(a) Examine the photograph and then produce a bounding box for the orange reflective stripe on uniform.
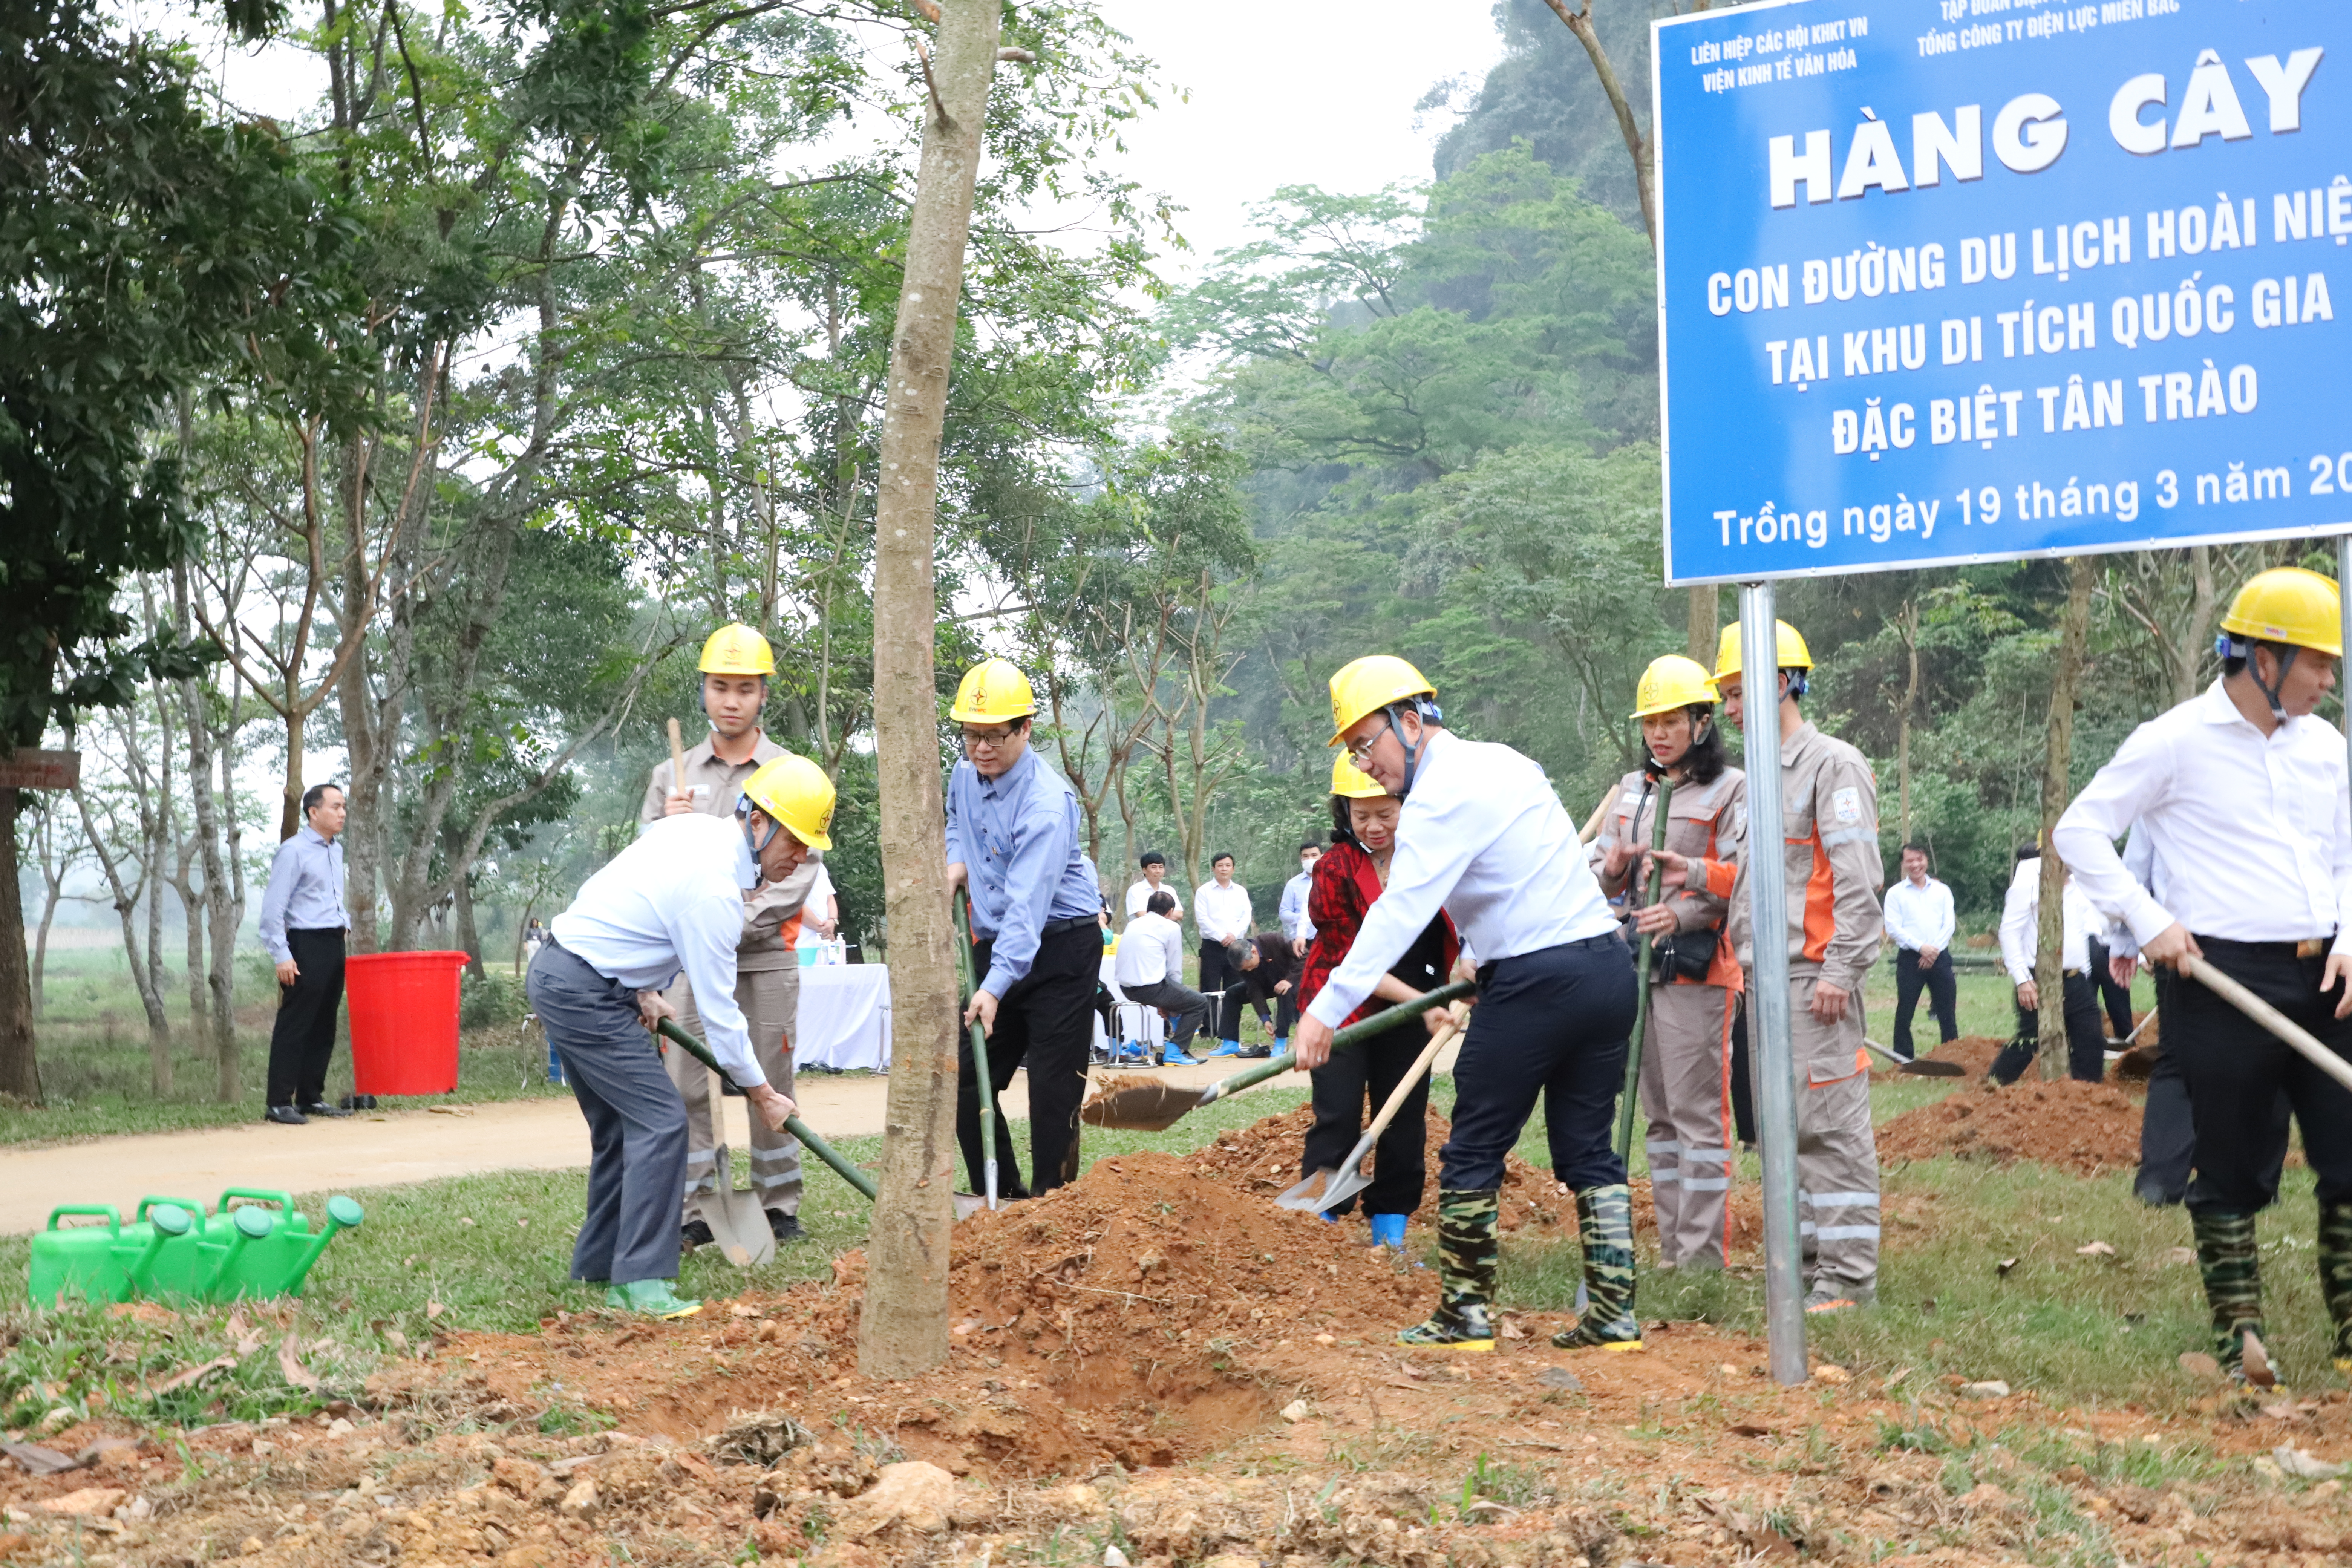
[1800,826,1837,964]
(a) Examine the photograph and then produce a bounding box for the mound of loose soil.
[1878,1077,2144,1175]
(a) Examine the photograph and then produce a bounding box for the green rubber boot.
[2191,1208,2263,1381]
[1398,1189,1498,1352]
[2319,1201,2352,1377]
[1553,1184,1643,1351]
[606,1279,703,1320]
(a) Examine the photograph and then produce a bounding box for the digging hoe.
[1862,1037,1966,1077]
[1080,981,1476,1133]
[1277,1012,1464,1213]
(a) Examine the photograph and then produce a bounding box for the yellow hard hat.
[739,753,835,851]
[949,658,1037,723]
[1328,654,1436,745]
[699,623,776,676]
[1711,620,1813,683]
[2220,567,2343,657]
[1329,751,1389,799]
[1631,654,1717,719]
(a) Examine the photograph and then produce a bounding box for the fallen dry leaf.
[149,1356,237,1396]
[277,1336,320,1392]
[2076,1241,2117,1257]
[0,1442,77,1476]
[2178,1351,2222,1380]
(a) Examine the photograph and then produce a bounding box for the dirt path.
[0,1055,1319,1235]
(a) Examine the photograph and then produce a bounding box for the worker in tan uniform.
[1592,655,1746,1271]
[1693,620,1885,1311]
[638,623,820,1246]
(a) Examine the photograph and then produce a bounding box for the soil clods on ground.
[1878,1076,2145,1175]
[10,1106,2352,1566]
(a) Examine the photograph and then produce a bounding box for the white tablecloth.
[796,965,892,1072]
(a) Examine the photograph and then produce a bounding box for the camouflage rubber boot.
[2319,1202,2352,1375]
[2190,1208,2263,1380]
[1552,1185,1643,1351]
[1397,1188,1499,1352]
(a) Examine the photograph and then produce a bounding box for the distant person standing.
[1194,853,1255,1055]
[258,783,353,1125]
[1275,841,1321,1049]
[1124,850,1183,926]
[1883,843,1959,1061]
[1992,845,2108,1084]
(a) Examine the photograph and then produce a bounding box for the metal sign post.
[1738,586,1808,1385]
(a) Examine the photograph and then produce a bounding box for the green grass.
[0,1081,1311,1436]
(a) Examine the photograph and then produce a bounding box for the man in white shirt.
[1194,853,1255,1053]
[1297,655,1635,1353]
[1990,845,2109,1083]
[529,754,829,1319]
[1113,890,1207,1060]
[1124,850,1183,926]
[1882,843,1958,1060]
[1274,843,1320,1051]
[2053,566,2352,1385]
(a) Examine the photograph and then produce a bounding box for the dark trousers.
[1196,940,1234,1040]
[2135,963,2294,1205]
[1274,984,1299,1041]
[1121,977,1208,1050]
[958,922,1099,1200]
[1890,947,1958,1057]
[1729,996,1756,1145]
[1441,935,1637,1193]
[525,944,688,1286]
[2087,937,2136,1039]
[1303,1018,1432,1218]
[1991,972,2106,1084]
[2173,937,2352,1214]
[267,928,346,1107]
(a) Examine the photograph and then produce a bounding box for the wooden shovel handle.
[1361,1015,1462,1144]
[666,717,688,805]
[2184,954,2352,1095]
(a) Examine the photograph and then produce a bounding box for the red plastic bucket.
[345,951,468,1095]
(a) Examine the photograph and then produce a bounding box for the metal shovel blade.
[1079,1079,1207,1132]
[1863,1037,1965,1077]
[1278,1133,1376,1213]
[952,1193,986,1221]
[694,1152,776,1269]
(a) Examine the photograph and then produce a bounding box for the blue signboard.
[1654,0,2350,583]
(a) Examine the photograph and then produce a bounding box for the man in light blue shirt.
[530,755,830,1318]
[944,658,1101,1199]
[257,783,354,1124]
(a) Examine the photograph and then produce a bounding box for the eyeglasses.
[963,726,1017,747]
[1343,724,1388,764]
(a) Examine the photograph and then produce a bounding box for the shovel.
[658,1018,879,1204]
[952,891,1002,1210]
[2184,955,2352,1095]
[1277,1013,1464,1212]
[1862,1036,1967,1077]
[1080,980,1475,1132]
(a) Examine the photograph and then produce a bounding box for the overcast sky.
[1087,0,1503,277]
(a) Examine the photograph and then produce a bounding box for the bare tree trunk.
[1687,582,1717,667]
[856,0,1003,1382]
[2036,556,2095,1078]
[0,788,41,1102]
[1897,599,1921,843]
[454,871,485,982]
[72,783,174,1089]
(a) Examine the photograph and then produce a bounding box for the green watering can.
[28,1190,364,1308]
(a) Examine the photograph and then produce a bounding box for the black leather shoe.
[301,1102,353,1119]
[681,1218,716,1250]
[264,1105,308,1125]
[767,1211,804,1243]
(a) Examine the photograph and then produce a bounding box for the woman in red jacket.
[1297,753,1460,1248]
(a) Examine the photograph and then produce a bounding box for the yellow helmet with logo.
[949,658,1037,723]
[1329,751,1389,799]
[739,753,835,851]
[1631,654,1718,719]
[2220,567,2343,656]
[699,623,776,677]
[1327,654,1436,745]
[1710,619,1814,683]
